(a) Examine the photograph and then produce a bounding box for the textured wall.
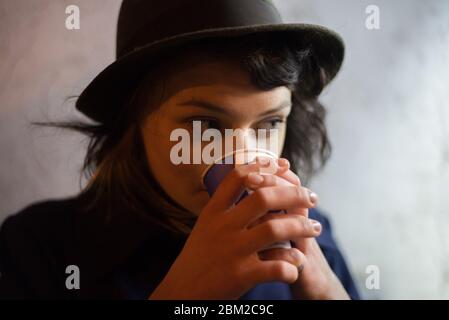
[0,0,448,299]
[277,0,449,299]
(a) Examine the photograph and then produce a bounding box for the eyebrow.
[177,99,292,117]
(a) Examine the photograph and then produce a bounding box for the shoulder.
[0,196,80,298]
[0,197,78,247]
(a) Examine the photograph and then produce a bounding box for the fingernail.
[308,190,318,206]
[277,158,290,168]
[247,172,264,185]
[311,219,322,233]
[257,156,270,167]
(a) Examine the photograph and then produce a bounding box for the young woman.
[0,0,359,299]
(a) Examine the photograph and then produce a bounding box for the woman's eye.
[202,120,220,130]
[188,118,220,130]
[257,118,285,130]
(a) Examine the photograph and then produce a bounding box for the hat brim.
[76,23,345,124]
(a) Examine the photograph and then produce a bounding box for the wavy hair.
[34,33,333,235]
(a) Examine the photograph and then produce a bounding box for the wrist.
[290,272,350,300]
[314,273,350,300]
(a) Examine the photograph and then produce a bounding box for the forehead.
[165,56,252,92]
[159,55,291,107]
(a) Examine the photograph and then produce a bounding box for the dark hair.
[34,32,332,235]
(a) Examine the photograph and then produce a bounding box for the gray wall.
[1,0,448,299]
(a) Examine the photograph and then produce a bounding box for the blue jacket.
[0,193,360,299]
[239,208,360,300]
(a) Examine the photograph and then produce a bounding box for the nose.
[221,127,277,165]
[222,127,257,156]
[230,126,279,154]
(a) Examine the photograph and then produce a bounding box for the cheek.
[141,117,207,198]
[141,112,180,171]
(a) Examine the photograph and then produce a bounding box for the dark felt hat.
[76,0,345,124]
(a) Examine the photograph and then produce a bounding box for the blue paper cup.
[202,149,292,251]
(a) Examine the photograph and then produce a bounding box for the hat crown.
[116,0,283,58]
[76,0,344,124]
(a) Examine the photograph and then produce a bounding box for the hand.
[149,158,318,299]
[247,158,350,300]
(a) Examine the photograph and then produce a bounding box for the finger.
[204,162,262,213]
[244,215,322,253]
[243,176,317,219]
[239,157,288,191]
[255,156,279,176]
[232,185,317,228]
[274,159,321,219]
[258,247,306,268]
[245,177,318,212]
[286,187,318,218]
[286,206,309,218]
[244,167,316,221]
[252,164,317,216]
[248,211,308,228]
[250,260,299,285]
[275,158,302,186]
[243,172,291,190]
[250,157,301,187]
[278,170,301,186]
